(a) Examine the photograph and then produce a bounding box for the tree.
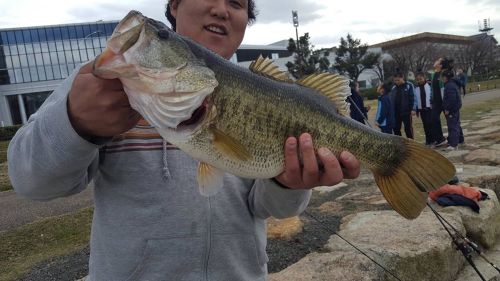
[334,34,380,82]
[286,33,331,79]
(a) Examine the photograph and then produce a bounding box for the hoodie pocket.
[125,237,204,281]
[208,233,269,280]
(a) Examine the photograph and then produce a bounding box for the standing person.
[7,1,361,280]
[374,83,394,134]
[414,71,433,146]
[457,68,468,97]
[430,58,449,148]
[390,72,417,139]
[349,81,369,124]
[441,69,464,150]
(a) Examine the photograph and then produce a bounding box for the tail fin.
[372,139,456,219]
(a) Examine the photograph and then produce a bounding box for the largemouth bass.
[93,11,455,219]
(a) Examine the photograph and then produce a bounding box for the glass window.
[82,25,91,38]
[17,44,26,55]
[79,49,88,61]
[40,41,49,53]
[30,29,39,42]
[61,26,70,40]
[37,66,46,80]
[42,52,51,66]
[56,41,64,51]
[6,94,22,125]
[9,45,18,56]
[68,26,77,40]
[53,27,62,41]
[27,53,36,67]
[48,41,56,52]
[65,50,74,63]
[0,32,8,44]
[29,67,39,81]
[63,40,71,50]
[60,65,68,78]
[52,65,61,79]
[22,68,31,82]
[6,32,16,45]
[72,50,81,63]
[76,26,84,38]
[57,51,66,64]
[45,28,55,41]
[15,31,24,44]
[44,65,54,80]
[87,48,95,59]
[37,29,46,42]
[34,53,43,66]
[5,56,13,68]
[22,30,31,44]
[25,43,34,54]
[10,55,20,68]
[19,54,28,67]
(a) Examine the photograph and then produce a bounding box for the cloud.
[253,0,326,24]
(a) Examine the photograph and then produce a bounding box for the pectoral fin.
[209,127,252,162]
[197,162,224,196]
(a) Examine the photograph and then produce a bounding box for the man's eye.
[229,0,243,8]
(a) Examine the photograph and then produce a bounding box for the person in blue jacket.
[390,72,417,139]
[441,69,464,150]
[374,83,394,134]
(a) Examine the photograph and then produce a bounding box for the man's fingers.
[282,137,301,180]
[339,151,360,179]
[317,148,343,186]
[299,133,319,186]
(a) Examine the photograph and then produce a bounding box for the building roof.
[370,32,473,49]
[0,20,120,32]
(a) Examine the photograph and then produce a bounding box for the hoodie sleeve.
[7,65,101,201]
[247,179,311,219]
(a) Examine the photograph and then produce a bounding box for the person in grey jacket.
[7,0,361,280]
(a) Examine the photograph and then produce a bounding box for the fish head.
[93,10,218,130]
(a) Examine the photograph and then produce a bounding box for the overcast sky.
[1,0,498,48]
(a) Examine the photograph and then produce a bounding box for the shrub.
[360,87,378,100]
[0,125,22,141]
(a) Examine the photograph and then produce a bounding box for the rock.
[268,251,382,281]
[445,150,470,162]
[489,144,500,150]
[429,189,500,248]
[464,149,500,165]
[267,216,303,240]
[325,211,466,281]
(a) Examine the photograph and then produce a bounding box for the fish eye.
[157,29,170,40]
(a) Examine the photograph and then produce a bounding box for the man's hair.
[441,69,455,79]
[165,0,257,31]
[440,58,454,71]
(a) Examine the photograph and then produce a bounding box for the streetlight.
[292,10,302,76]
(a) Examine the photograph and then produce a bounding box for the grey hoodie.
[7,66,311,281]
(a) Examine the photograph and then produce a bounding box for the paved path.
[0,185,93,233]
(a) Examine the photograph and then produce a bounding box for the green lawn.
[0,208,93,281]
[0,141,12,191]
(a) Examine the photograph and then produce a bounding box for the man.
[456,68,468,97]
[430,58,449,148]
[390,72,417,139]
[414,72,433,145]
[8,0,361,280]
[349,81,369,124]
[442,69,464,150]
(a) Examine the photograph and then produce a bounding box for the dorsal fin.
[249,55,293,83]
[296,73,351,117]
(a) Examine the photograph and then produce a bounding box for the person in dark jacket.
[414,72,433,145]
[349,81,369,124]
[390,72,416,138]
[442,69,464,150]
[375,84,394,134]
[430,58,449,147]
[457,68,468,97]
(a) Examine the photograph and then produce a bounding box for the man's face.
[170,0,249,59]
[394,77,404,86]
[434,58,443,71]
[416,76,426,85]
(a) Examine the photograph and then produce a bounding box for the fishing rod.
[427,203,494,280]
[304,210,403,281]
[347,95,373,128]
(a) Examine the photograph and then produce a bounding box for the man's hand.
[67,61,141,138]
[274,133,360,189]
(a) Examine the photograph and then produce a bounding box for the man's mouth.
[205,25,227,35]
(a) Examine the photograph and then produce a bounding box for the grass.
[467,79,500,93]
[0,208,93,281]
[0,141,12,191]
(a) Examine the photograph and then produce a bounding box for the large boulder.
[326,211,466,281]
[464,149,500,165]
[429,188,500,248]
